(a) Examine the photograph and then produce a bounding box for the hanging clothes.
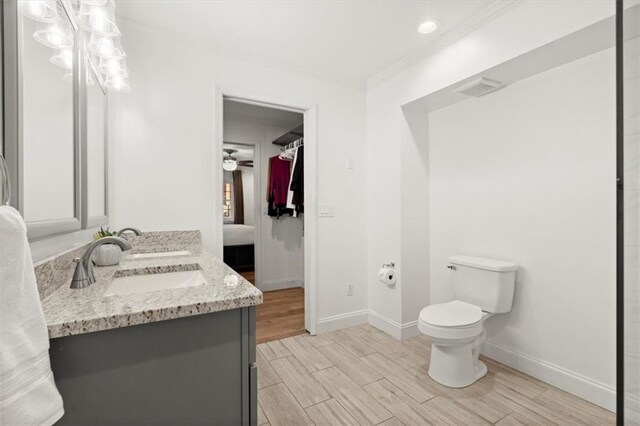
[286,147,299,212]
[289,145,304,215]
[267,156,294,218]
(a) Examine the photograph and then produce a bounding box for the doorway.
[217,93,315,343]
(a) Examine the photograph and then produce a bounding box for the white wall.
[624,29,640,421]
[108,19,368,324]
[224,116,304,289]
[400,106,429,327]
[366,0,616,409]
[429,47,615,405]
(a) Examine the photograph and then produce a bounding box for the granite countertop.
[42,250,263,339]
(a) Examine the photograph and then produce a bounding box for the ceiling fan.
[223,149,253,171]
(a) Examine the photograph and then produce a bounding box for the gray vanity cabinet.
[49,307,257,425]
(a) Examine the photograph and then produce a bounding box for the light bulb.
[105,74,131,93]
[22,0,58,23]
[97,57,128,77]
[50,48,73,69]
[33,22,73,49]
[88,34,125,59]
[78,0,119,37]
[91,9,109,33]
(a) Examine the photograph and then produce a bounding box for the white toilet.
[418,255,517,388]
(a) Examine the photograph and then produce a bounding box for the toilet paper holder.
[382,262,395,269]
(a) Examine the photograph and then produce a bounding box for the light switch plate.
[347,157,354,170]
[319,204,336,217]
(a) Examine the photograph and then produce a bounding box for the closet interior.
[221,99,306,344]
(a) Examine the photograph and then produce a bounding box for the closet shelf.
[272,124,304,146]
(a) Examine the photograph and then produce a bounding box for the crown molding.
[366,0,525,91]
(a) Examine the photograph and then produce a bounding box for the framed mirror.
[17,0,80,239]
[84,56,108,227]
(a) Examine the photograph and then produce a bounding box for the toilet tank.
[449,255,518,313]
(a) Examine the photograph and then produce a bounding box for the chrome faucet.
[117,227,142,236]
[70,237,132,289]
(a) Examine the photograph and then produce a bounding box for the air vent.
[455,78,503,97]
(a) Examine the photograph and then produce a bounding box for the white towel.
[0,205,64,426]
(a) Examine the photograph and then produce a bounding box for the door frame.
[213,85,318,335]
[615,0,624,423]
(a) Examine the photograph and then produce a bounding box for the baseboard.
[260,278,304,292]
[368,311,402,339]
[482,340,616,412]
[400,320,421,339]
[368,311,419,340]
[316,309,417,337]
[316,310,369,333]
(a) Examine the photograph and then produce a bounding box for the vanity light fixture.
[104,74,131,93]
[22,0,59,23]
[418,20,438,34]
[78,0,120,37]
[97,57,128,78]
[33,21,73,49]
[50,48,73,69]
[88,34,125,59]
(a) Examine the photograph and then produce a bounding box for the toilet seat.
[420,300,482,327]
[418,301,484,340]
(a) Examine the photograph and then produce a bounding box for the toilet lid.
[420,300,483,328]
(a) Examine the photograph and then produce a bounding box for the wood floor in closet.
[256,286,306,345]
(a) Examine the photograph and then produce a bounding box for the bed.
[223,224,255,272]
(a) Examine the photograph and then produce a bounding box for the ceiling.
[224,100,303,129]
[116,1,495,85]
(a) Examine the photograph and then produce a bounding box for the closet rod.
[282,138,304,152]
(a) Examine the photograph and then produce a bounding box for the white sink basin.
[126,250,192,260]
[105,269,207,296]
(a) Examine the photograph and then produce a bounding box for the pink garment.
[269,156,292,206]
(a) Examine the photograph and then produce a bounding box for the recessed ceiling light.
[418,21,438,34]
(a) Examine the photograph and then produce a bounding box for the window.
[223,182,232,218]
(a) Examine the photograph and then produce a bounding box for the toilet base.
[427,336,487,388]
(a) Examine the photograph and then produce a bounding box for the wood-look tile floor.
[257,287,306,344]
[257,324,615,426]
